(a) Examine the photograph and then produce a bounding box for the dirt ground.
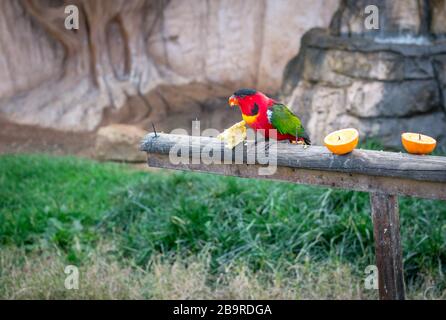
[0,104,241,158]
[0,117,97,157]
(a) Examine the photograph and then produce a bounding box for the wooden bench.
[141,132,446,300]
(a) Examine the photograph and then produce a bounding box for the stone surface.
[283,2,446,149]
[0,0,338,132]
[330,0,431,38]
[345,80,440,117]
[3,0,446,152]
[95,124,147,162]
[431,0,446,36]
[433,54,446,113]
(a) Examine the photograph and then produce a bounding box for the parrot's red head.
[228,89,275,126]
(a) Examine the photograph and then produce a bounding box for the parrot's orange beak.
[228,95,239,107]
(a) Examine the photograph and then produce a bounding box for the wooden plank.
[141,133,446,183]
[147,153,446,200]
[140,133,443,301]
[370,193,405,300]
[141,133,446,200]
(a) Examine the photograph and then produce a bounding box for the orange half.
[401,132,436,155]
[324,128,359,155]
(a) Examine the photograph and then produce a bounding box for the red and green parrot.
[228,88,311,145]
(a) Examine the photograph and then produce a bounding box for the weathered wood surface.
[141,132,446,300]
[371,194,405,300]
[141,133,446,200]
[147,154,446,200]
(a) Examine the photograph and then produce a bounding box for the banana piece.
[217,120,247,149]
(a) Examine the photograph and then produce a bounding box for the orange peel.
[324,128,359,155]
[401,132,436,155]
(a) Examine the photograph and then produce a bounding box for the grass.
[0,153,445,299]
[0,246,374,299]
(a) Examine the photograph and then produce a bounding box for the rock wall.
[0,0,338,132]
[283,0,446,148]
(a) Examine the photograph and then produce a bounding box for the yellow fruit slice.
[401,132,436,155]
[217,120,247,149]
[324,128,359,155]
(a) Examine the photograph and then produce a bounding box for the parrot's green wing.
[268,104,311,144]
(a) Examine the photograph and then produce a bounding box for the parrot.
[228,88,311,145]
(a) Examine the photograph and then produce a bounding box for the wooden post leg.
[370,193,405,300]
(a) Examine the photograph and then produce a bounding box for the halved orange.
[324,128,359,155]
[401,132,436,155]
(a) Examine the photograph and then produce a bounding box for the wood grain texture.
[140,134,444,300]
[370,193,405,300]
[147,153,446,200]
[141,133,446,194]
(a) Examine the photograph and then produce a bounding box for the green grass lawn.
[0,154,445,299]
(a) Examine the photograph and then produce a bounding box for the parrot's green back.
[268,104,310,143]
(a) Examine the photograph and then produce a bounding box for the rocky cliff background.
[283,0,446,148]
[0,0,336,134]
[1,0,445,152]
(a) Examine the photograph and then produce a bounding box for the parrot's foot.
[292,140,309,149]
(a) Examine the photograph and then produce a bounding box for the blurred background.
[0,0,445,299]
[1,0,445,158]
